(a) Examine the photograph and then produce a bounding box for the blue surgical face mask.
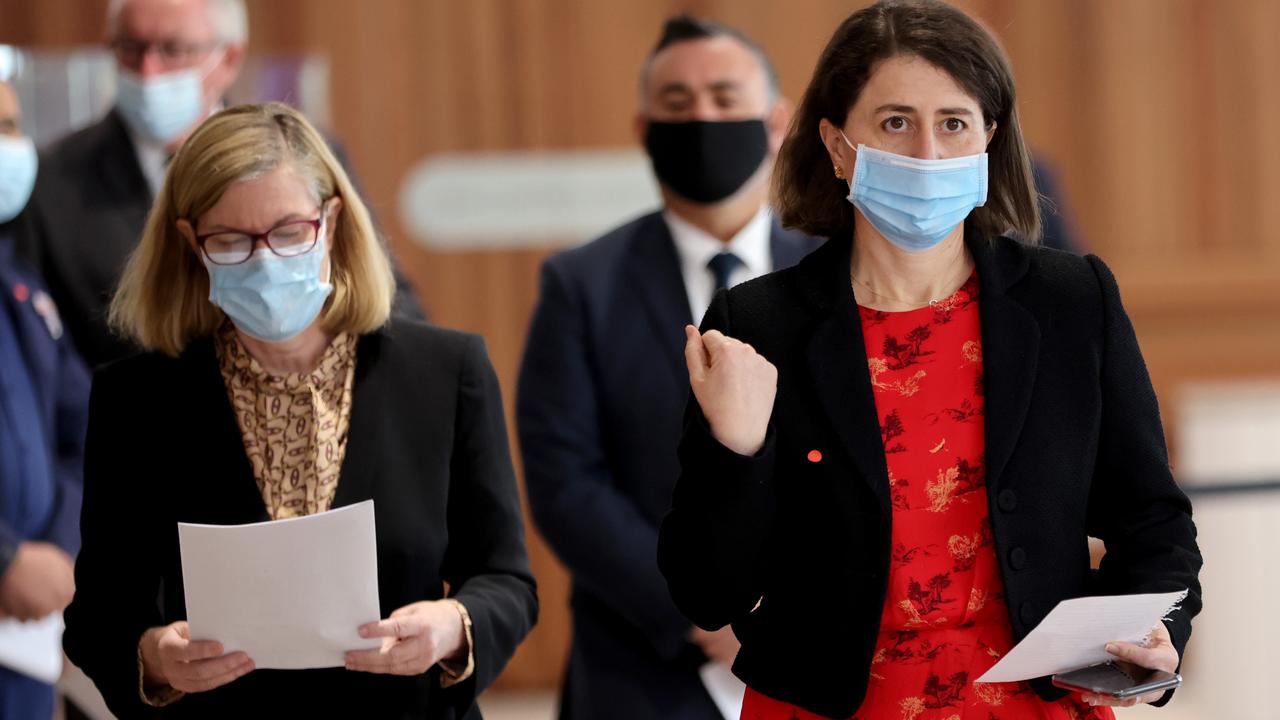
[204,229,333,343]
[841,131,988,253]
[0,135,36,224]
[115,51,223,145]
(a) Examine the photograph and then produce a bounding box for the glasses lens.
[158,41,192,63]
[111,40,144,64]
[267,222,319,257]
[203,233,253,265]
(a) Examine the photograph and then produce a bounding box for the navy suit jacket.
[0,227,89,568]
[516,211,819,720]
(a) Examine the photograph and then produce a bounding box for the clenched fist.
[684,325,777,456]
[0,541,75,620]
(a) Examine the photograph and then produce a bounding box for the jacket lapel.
[801,237,894,519]
[969,237,1039,491]
[796,234,1040,518]
[184,338,268,523]
[332,329,384,508]
[96,110,154,208]
[627,214,693,384]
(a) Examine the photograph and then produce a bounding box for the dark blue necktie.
[707,252,743,291]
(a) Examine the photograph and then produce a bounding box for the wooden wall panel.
[4,0,1278,691]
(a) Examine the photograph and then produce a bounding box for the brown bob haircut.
[773,0,1040,243]
[110,102,395,356]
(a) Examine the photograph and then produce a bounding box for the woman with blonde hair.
[63,102,537,718]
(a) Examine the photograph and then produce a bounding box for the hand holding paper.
[139,621,254,693]
[1081,620,1181,708]
[345,600,466,676]
[976,591,1187,685]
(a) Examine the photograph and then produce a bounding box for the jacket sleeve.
[438,335,538,713]
[1084,255,1203,705]
[62,366,165,719]
[41,330,91,554]
[516,259,696,659]
[657,289,778,632]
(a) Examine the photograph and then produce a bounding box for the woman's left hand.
[345,600,466,676]
[1079,621,1180,708]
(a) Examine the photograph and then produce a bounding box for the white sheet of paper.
[976,590,1187,683]
[178,500,382,669]
[700,662,746,720]
[0,612,63,683]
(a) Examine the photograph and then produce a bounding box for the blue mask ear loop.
[836,128,859,181]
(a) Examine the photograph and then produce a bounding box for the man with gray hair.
[17,0,422,368]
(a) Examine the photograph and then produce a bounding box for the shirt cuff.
[137,637,184,707]
[438,598,475,687]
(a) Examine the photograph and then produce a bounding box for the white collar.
[664,205,773,280]
[123,102,224,196]
[124,121,168,197]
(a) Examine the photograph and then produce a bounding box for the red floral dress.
[741,275,1111,720]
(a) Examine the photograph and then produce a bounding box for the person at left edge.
[517,15,819,720]
[15,0,425,370]
[0,74,90,720]
[61,102,537,719]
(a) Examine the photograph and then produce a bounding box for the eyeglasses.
[110,38,221,70]
[196,212,325,266]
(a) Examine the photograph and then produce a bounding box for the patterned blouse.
[216,323,356,520]
[741,275,1111,720]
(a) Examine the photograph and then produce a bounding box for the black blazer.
[15,109,426,369]
[63,320,538,719]
[516,212,819,720]
[657,234,1202,719]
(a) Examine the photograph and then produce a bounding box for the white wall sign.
[398,149,661,249]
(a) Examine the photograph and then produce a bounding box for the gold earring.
[834,164,845,180]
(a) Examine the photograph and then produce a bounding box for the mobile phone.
[1051,662,1181,699]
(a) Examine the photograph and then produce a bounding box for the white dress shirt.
[127,125,168,198]
[664,205,773,326]
[126,105,222,197]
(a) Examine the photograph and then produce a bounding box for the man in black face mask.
[517,16,819,720]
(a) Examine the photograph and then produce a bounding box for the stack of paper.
[178,500,383,669]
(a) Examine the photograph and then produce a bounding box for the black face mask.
[643,119,768,204]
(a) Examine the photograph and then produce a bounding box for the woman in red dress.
[659,2,1201,719]
[742,279,1108,719]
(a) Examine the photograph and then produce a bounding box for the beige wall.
[4,0,1276,691]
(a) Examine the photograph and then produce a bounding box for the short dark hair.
[640,15,780,104]
[773,0,1040,243]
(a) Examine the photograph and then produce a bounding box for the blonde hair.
[110,102,395,356]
